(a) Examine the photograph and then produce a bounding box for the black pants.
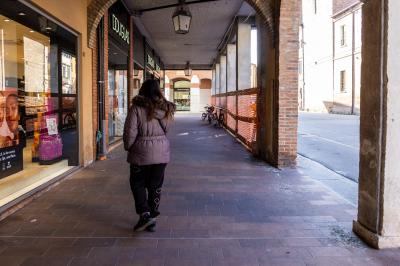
[130,164,167,216]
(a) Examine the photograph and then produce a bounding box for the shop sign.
[111,14,130,44]
[174,88,190,92]
[0,146,23,179]
[147,54,155,69]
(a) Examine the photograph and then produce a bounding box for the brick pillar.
[256,0,299,167]
[103,11,109,151]
[276,0,300,167]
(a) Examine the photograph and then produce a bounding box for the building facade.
[332,1,362,114]
[299,0,362,114]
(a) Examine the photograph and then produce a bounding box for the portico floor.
[0,114,399,265]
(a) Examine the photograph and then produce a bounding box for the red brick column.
[103,11,109,150]
[276,0,300,167]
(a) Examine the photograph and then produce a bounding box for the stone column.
[215,63,220,95]
[164,75,171,101]
[353,0,400,249]
[190,75,200,112]
[211,68,216,96]
[227,44,237,92]
[237,22,251,90]
[219,55,227,95]
[215,63,220,106]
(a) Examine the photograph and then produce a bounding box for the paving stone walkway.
[0,113,399,266]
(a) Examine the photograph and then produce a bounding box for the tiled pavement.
[0,113,400,266]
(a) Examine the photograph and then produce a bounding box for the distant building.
[299,0,362,114]
[165,70,212,113]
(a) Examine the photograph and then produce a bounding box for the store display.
[0,5,78,206]
[38,134,63,164]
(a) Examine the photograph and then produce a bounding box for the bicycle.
[213,108,225,128]
[201,105,214,124]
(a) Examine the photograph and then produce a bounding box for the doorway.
[173,80,191,111]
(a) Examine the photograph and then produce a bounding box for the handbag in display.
[38,134,63,164]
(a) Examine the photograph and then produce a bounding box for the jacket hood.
[132,95,175,119]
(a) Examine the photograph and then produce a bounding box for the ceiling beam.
[166,64,213,70]
[137,0,219,13]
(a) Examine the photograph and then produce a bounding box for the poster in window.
[0,90,20,149]
[46,118,58,135]
[0,89,23,179]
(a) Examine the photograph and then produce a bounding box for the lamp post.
[184,61,192,76]
[172,0,192,34]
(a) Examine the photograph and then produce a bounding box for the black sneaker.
[134,213,155,232]
[145,221,156,232]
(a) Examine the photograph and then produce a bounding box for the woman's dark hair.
[139,79,163,100]
[138,79,174,120]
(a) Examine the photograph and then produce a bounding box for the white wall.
[200,89,211,108]
[302,0,333,112]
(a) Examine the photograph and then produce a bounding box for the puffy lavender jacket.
[123,96,175,165]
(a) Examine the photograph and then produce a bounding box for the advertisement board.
[0,89,23,179]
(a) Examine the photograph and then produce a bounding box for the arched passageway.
[86,0,400,249]
[88,0,300,168]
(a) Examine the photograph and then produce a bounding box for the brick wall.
[91,10,109,158]
[333,0,360,15]
[87,0,117,48]
[277,0,300,166]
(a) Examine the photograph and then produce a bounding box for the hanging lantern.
[184,61,192,76]
[172,0,192,34]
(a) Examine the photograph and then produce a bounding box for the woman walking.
[123,79,175,232]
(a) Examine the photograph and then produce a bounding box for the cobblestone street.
[0,114,399,266]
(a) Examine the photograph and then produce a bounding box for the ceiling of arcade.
[123,0,255,69]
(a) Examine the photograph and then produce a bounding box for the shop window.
[108,69,127,143]
[0,7,79,208]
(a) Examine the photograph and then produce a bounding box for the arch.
[87,0,117,48]
[200,78,212,90]
[86,0,275,49]
[171,77,191,84]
